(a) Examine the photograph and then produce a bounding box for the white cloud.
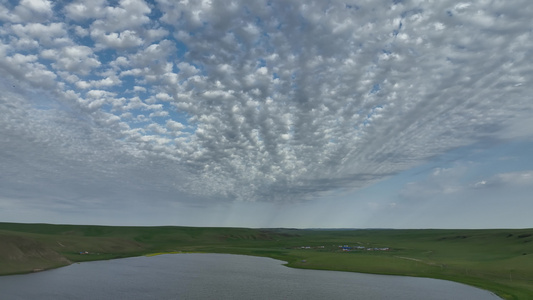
[67,0,154,50]
[400,165,468,200]
[474,171,533,189]
[149,111,169,118]
[155,92,173,101]
[147,123,167,134]
[10,23,67,47]
[401,164,533,203]
[41,45,101,75]
[86,89,114,99]
[128,40,176,69]
[20,0,52,13]
[133,86,146,93]
[166,120,185,131]
[1,0,533,208]
[75,80,92,89]
[0,52,58,89]
[7,0,53,23]
[145,28,170,42]
[73,76,121,90]
[74,26,89,37]
[91,29,144,49]
[64,0,108,21]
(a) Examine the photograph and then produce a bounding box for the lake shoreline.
[5,250,504,299]
[0,253,503,300]
[1,223,530,299]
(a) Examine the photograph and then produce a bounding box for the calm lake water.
[0,253,501,299]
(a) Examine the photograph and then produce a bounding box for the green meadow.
[1,223,532,299]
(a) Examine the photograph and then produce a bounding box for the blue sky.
[1,0,532,228]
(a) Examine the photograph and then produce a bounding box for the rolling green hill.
[1,223,532,299]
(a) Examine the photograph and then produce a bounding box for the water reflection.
[0,254,501,300]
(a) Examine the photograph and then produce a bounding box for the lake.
[0,253,501,299]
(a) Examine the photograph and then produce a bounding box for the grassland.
[1,223,532,299]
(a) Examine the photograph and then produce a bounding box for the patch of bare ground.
[0,234,71,275]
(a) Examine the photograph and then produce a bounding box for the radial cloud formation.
[1,0,532,207]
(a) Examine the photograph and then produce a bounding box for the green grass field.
[1,223,532,299]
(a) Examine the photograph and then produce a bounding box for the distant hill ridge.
[1,222,532,299]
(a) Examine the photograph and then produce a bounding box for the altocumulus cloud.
[1,0,532,207]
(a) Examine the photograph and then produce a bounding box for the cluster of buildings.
[296,244,391,252]
[340,245,390,251]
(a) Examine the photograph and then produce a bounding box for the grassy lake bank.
[1,223,531,299]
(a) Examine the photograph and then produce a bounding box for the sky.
[1,0,532,229]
